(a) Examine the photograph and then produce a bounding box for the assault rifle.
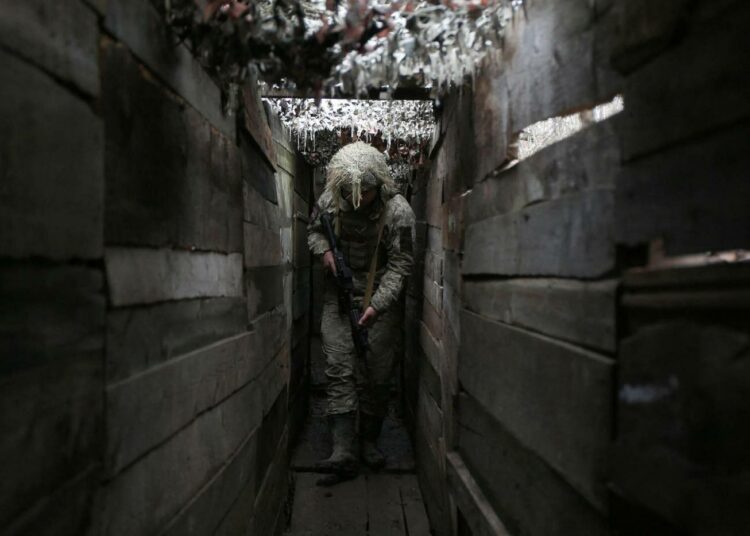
[319,212,370,361]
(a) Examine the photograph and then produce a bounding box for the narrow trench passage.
[5,2,748,535]
[285,355,431,534]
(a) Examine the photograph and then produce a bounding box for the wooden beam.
[446,452,511,536]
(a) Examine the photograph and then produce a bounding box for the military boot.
[316,412,358,486]
[360,413,386,470]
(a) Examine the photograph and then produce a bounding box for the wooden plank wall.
[410,0,750,535]
[267,109,313,443]
[0,2,104,533]
[0,1,311,533]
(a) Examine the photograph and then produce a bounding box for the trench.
[3,2,749,536]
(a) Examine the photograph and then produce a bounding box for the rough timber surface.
[104,247,243,306]
[464,189,615,278]
[107,297,246,383]
[160,426,259,536]
[619,3,750,160]
[465,121,619,225]
[99,382,263,535]
[102,41,242,252]
[286,473,430,536]
[464,278,617,353]
[615,121,750,256]
[105,332,267,475]
[459,310,613,511]
[456,392,609,536]
[613,320,750,533]
[0,48,103,260]
[0,0,100,95]
[100,0,234,138]
[0,263,104,530]
[504,0,606,131]
[446,451,510,536]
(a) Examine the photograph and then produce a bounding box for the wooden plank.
[259,346,289,416]
[459,310,613,510]
[423,275,444,314]
[425,166,443,228]
[0,0,99,96]
[243,178,280,229]
[287,473,367,535]
[456,392,609,536]
[420,321,443,379]
[446,452,510,536]
[293,218,311,268]
[242,82,277,168]
[399,474,432,536]
[0,48,103,260]
[105,247,243,307]
[623,288,750,310]
[442,194,465,252]
[426,225,443,255]
[418,348,443,412]
[106,332,268,474]
[293,156,312,202]
[466,120,618,226]
[614,321,750,531]
[624,262,750,290]
[252,427,289,536]
[250,308,288,364]
[0,264,103,528]
[294,192,310,223]
[422,297,443,343]
[101,0,234,138]
[160,426,259,536]
[616,122,750,256]
[107,297,246,384]
[416,386,445,469]
[242,131,279,204]
[101,42,242,252]
[213,478,254,536]
[601,0,691,74]
[244,222,283,268]
[504,0,603,132]
[471,64,510,184]
[620,3,750,160]
[423,250,444,284]
[4,465,98,536]
[414,423,450,536]
[366,475,408,536]
[100,382,263,535]
[246,266,285,321]
[256,387,288,497]
[275,143,298,177]
[464,189,615,278]
[464,279,617,353]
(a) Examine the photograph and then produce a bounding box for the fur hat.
[325,142,396,209]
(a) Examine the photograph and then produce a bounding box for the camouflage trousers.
[321,290,401,417]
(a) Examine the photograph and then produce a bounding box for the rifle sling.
[362,208,388,311]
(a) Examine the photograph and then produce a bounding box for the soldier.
[308,141,415,484]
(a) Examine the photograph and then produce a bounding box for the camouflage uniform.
[308,142,415,483]
[308,188,415,417]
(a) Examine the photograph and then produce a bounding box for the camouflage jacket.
[308,190,416,313]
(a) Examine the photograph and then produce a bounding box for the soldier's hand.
[322,250,337,275]
[358,306,378,327]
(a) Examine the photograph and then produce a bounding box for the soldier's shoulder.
[385,194,415,225]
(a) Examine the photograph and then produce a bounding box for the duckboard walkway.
[285,393,431,536]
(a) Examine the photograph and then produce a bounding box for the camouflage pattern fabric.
[308,182,415,416]
[320,286,401,416]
